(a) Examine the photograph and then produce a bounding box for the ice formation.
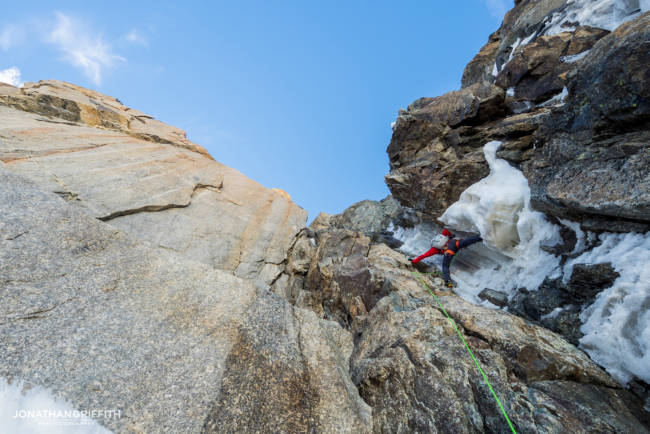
[0,378,111,434]
[440,141,560,259]
[541,306,567,321]
[558,218,598,256]
[538,86,569,108]
[564,232,650,384]
[491,62,499,77]
[542,0,648,36]
[499,32,537,72]
[393,141,562,302]
[560,50,591,63]
[389,141,650,388]
[507,37,522,63]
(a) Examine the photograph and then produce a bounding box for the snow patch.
[541,306,565,321]
[491,62,499,77]
[505,33,535,63]
[558,218,589,255]
[538,86,569,107]
[542,0,648,36]
[508,35,534,61]
[506,87,515,97]
[507,37,522,63]
[520,32,537,48]
[501,32,536,71]
[560,50,591,63]
[563,232,650,385]
[0,378,112,433]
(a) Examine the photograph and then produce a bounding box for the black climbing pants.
[442,235,482,283]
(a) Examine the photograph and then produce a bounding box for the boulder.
[540,308,584,347]
[326,196,419,249]
[462,31,502,88]
[568,262,620,302]
[293,229,384,327]
[387,83,505,168]
[385,83,505,218]
[330,196,401,236]
[478,288,509,307]
[508,282,584,346]
[523,278,570,320]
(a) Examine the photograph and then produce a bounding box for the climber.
[409,229,482,288]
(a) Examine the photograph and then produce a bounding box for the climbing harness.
[412,270,517,434]
[444,239,460,256]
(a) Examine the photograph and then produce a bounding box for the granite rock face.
[495,26,608,103]
[386,3,650,232]
[352,292,648,433]
[526,14,650,230]
[2,1,649,430]
[329,196,401,236]
[0,168,371,433]
[0,80,211,158]
[461,0,570,89]
[325,195,415,248]
[274,212,650,432]
[0,80,306,289]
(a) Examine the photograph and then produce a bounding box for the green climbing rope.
[412,270,517,434]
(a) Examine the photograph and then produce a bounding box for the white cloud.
[46,12,125,85]
[0,66,23,87]
[124,29,148,46]
[485,0,511,18]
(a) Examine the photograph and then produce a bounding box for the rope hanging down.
[412,271,517,434]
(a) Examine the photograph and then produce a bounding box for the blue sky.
[1,1,509,221]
